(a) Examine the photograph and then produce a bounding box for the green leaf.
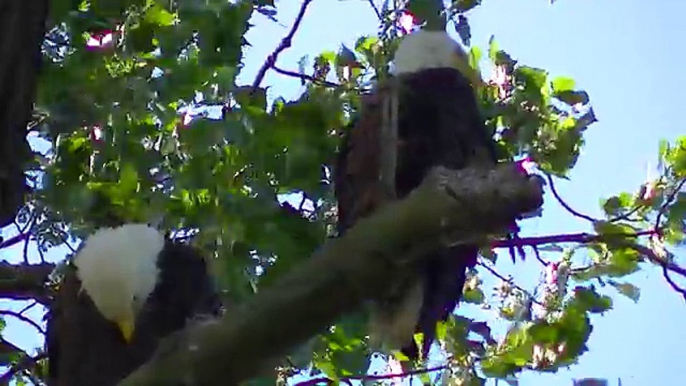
[664,136,686,177]
[515,66,548,93]
[593,220,638,237]
[462,287,485,304]
[354,36,379,55]
[315,361,339,383]
[554,90,590,106]
[118,162,140,198]
[488,35,498,61]
[605,248,641,277]
[551,76,575,94]
[407,0,445,30]
[469,46,482,70]
[573,287,612,314]
[609,281,640,303]
[144,4,176,26]
[601,192,634,217]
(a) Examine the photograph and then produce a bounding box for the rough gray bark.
[117,165,544,386]
[0,0,48,227]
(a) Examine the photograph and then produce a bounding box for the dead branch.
[117,164,543,386]
[272,66,341,88]
[251,0,314,92]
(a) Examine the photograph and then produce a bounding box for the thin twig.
[18,301,38,315]
[0,233,30,250]
[546,174,598,223]
[608,205,641,223]
[494,229,686,277]
[0,310,45,335]
[272,66,340,88]
[648,177,686,298]
[628,242,686,278]
[531,246,548,266]
[478,262,543,306]
[37,244,46,263]
[655,177,686,233]
[366,0,383,21]
[22,231,31,264]
[491,230,656,249]
[295,364,448,386]
[662,265,686,301]
[251,0,314,92]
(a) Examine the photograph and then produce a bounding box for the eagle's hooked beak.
[116,317,135,343]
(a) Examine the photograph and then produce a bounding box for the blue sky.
[0,0,684,385]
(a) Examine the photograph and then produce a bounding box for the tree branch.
[0,346,46,384]
[478,262,543,306]
[0,309,45,335]
[546,174,598,223]
[0,262,54,304]
[491,230,656,249]
[117,164,543,386]
[0,232,29,249]
[251,0,314,92]
[272,65,341,88]
[365,0,383,22]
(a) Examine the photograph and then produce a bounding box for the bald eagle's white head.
[392,29,482,88]
[74,223,163,341]
[393,30,465,75]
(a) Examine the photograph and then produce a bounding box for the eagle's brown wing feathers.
[334,68,497,360]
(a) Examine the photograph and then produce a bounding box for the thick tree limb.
[118,164,543,386]
[0,0,48,227]
[0,262,54,304]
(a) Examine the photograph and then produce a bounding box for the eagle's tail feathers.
[401,245,479,360]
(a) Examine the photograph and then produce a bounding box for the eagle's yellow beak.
[116,318,135,343]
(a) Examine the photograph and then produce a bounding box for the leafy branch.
[478,262,543,306]
[0,347,46,384]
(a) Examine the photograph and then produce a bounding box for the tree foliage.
[0,0,684,384]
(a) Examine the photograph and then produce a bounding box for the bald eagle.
[46,223,221,386]
[334,29,498,361]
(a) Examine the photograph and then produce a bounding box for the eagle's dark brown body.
[334,67,497,359]
[46,240,221,386]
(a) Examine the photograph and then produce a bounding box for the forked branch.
[118,164,543,386]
